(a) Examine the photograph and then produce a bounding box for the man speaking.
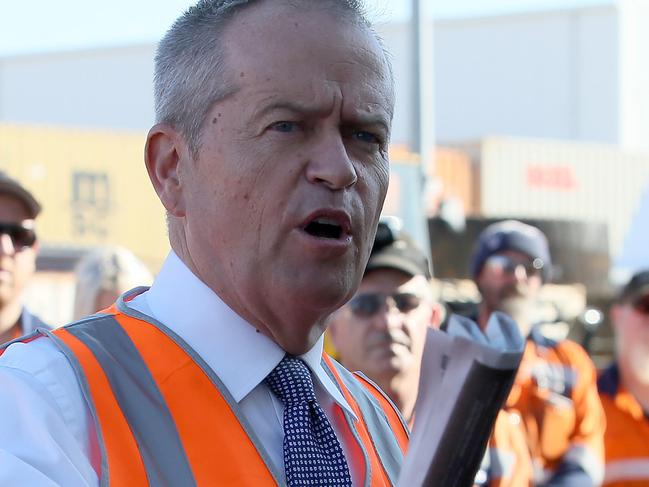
[0,1,408,485]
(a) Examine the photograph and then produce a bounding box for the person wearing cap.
[330,220,534,487]
[598,270,649,486]
[0,172,48,343]
[328,220,439,425]
[471,220,605,486]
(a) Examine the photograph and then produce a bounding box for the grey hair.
[154,0,392,155]
[73,246,154,320]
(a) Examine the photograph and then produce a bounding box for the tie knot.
[265,356,317,405]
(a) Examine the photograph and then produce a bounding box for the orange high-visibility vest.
[506,330,605,484]
[16,299,408,486]
[599,363,649,487]
[478,410,534,487]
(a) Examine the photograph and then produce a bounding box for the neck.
[0,300,22,332]
[478,302,533,337]
[619,360,649,413]
[0,300,22,340]
[477,304,491,331]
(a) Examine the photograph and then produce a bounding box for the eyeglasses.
[632,296,649,315]
[0,223,37,251]
[348,292,422,318]
[484,254,544,277]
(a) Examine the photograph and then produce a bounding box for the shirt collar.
[135,251,355,418]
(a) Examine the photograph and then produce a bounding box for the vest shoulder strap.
[323,354,408,486]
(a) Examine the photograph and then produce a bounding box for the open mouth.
[301,211,351,241]
[304,218,343,239]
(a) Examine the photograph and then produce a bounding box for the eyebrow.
[251,100,332,121]
[252,100,391,131]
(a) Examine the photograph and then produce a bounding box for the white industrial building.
[2,1,649,152]
[434,0,649,153]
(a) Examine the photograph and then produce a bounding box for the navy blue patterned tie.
[265,356,353,487]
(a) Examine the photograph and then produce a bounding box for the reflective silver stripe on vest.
[605,458,649,483]
[65,316,197,487]
[325,359,407,486]
[563,444,605,485]
[115,295,284,485]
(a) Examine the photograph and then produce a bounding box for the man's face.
[329,269,436,390]
[0,194,37,309]
[171,4,393,354]
[612,295,649,383]
[476,249,543,327]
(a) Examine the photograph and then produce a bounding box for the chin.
[277,320,327,356]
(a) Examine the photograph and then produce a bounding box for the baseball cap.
[470,220,552,281]
[365,219,432,279]
[0,172,41,219]
[618,270,649,304]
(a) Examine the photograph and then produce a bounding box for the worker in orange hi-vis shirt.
[599,270,649,487]
[470,220,605,486]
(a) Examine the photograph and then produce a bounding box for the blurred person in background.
[0,172,49,342]
[73,246,153,320]
[598,270,649,486]
[471,220,605,486]
[328,219,438,426]
[329,219,533,486]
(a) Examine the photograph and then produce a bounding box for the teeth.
[313,217,340,226]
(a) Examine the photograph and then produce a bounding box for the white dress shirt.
[0,251,359,486]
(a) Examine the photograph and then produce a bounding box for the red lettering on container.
[526,165,578,190]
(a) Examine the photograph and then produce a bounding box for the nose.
[372,298,403,331]
[513,263,530,281]
[305,131,357,190]
[0,233,15,256]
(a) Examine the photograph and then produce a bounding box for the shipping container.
[433,147,479,215]
[448,136,649,278]
[0,123,169,269]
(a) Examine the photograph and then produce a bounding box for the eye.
[269,121,300,133]
[352,130,382,144]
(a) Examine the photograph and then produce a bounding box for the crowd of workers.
[0,0,647,486]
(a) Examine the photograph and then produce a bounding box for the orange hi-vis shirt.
[598,363,649,487]
[476,409,534,487]
[506,329,605,485]
[1,302,409,486]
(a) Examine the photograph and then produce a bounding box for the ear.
[428,302,443,330]
[145,123,188,217]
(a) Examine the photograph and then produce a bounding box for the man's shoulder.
[529,330,593,367]
[0,331,68,377]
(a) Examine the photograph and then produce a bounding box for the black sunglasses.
[0,223,37,251]
[349,292,422,318]
[484,254,544,277]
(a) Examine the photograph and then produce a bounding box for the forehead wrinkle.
[252,88,336,119]
[326,61,393,118]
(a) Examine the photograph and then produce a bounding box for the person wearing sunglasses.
[328,221,438,427]
[471,220,605,487]
[330,221,534,486]
[598,270,649,486]
[0,172,47,344]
